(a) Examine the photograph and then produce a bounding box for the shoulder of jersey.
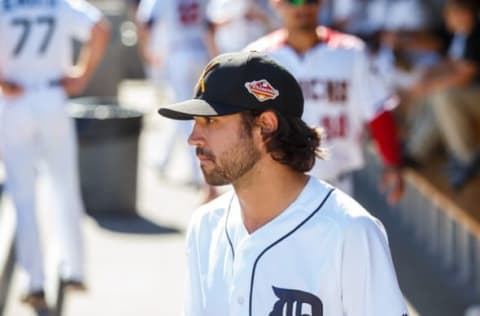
[316,26,366,50]
[322,187,378,228]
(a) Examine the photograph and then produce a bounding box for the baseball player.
[136,0,218,201]
[158,51,408,316]
[246,0,404,202]
[0,0,109,308]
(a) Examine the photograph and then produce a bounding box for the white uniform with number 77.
[0,0,101,292]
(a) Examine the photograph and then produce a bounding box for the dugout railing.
[359,147,480,299]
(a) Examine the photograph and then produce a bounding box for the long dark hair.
[241,110,325,173]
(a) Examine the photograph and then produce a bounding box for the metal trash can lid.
[69,97,143,141]
[68,97,142,119]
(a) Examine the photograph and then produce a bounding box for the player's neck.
[233,164,309,234]
[285,29,320,55]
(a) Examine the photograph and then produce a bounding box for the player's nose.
[188,121,204,147]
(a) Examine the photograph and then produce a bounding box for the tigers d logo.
[269,286,323,316]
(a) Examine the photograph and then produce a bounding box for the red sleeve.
[368,111,403,167]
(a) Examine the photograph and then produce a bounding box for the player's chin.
[199,159,214,167]
[202,171,231,186]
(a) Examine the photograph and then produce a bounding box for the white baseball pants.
[0,86,85,292]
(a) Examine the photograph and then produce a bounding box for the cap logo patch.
[245,79,279,102]
[195,61,220,96]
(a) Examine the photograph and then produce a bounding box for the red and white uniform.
[247,28,399,193]
[0,0,101,293]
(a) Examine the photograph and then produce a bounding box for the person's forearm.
[415,60,477,95]
[395,30,444,52]
[369,110,402,167]
[75,18,110,81]
[0,72,5,89]
[137,23,151,62]
[204,25,220,58]
[429,67,477,92]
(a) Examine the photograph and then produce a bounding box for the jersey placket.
[229,236,255,315]
[226,183,330,316]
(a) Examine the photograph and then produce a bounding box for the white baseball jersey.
[136,0,208,54]
[0,0,100,292]
[184,177,408,316]
[246,28,397,182]
[0,0,101,85]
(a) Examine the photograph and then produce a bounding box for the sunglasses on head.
[286,0,320,5]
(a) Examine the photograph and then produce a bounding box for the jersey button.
[237,297,244,305]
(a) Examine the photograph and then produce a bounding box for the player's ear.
[257,111,279,135]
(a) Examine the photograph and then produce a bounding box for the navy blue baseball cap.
[158,51,304,120]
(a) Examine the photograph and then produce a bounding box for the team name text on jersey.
[299,78,349,103]
[3,0,57,11]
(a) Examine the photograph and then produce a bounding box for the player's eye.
[204,117,217,125]
[196,116,214,126]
